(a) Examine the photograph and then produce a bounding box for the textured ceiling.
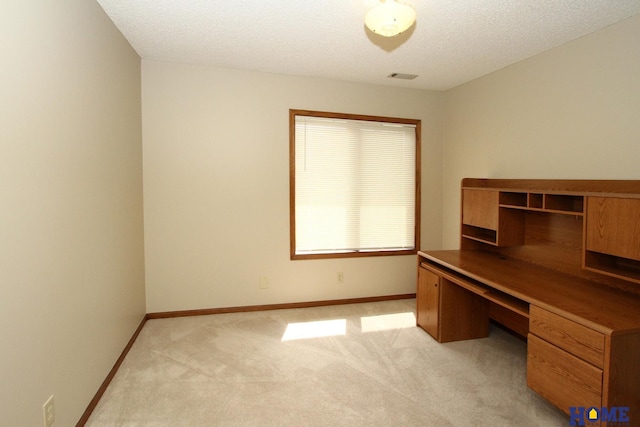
[96,0,640,90]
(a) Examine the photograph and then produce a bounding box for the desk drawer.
[527,334,602,415]
[530,305,604,368]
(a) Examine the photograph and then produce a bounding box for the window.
[289,109,421,260]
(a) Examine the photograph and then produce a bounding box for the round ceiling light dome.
[365,0,416,37]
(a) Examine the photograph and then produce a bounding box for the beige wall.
[142,61,443,313]
[0,1,145,426]
[443,14,640,248]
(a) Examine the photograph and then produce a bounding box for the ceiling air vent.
[388,73,418,80]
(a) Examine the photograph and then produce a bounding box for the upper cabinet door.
[462,189,499,230]
[586,197,640,261]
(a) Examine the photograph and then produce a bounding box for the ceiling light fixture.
[365,0,416,37]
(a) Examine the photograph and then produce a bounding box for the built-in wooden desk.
[417,179,640,426]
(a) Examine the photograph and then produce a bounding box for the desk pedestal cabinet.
[417,264,488,343]
[527,306,604,416]
[418,179,640,426]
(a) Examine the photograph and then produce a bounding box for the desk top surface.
[419,250,640,335]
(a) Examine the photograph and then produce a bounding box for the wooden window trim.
[289,109,421,260]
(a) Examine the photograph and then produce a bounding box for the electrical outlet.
[259,276,269,289]
[43,395,55,427]
[337,272,344,284]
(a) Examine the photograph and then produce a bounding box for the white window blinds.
[293,114,417,256]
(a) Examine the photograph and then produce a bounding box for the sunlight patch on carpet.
[281,319,347,341]
[360,312,416,333]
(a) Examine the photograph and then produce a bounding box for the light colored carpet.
[86,299,568,426]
